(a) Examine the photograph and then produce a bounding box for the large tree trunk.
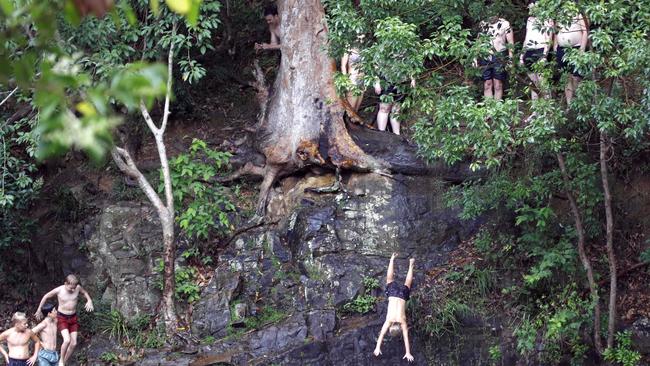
[228,0,479,216]
[600,132,617,349]
[248,0,387,215]
[556,153,603,354]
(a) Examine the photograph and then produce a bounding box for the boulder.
[82,204,162,320]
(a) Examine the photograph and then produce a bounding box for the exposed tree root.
[305,167,346,194]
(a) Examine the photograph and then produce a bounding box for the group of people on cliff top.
[258,1,588,137]
[0,275,93,366]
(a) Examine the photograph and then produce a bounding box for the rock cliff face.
[73,171,501,365]
[82,204,162,320]
[182,172,490,365]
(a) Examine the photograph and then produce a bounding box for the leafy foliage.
[343,276,381,314]
[166,138,236,240]
[0,0,220,161]
[603,331,642,366]
[0,114,40,249]
[154,259,201,303]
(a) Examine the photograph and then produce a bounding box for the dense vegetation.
[1,0,650,363]
[325,0,650,363]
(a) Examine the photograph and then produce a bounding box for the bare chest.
[7,331,29,347]
[58,289,80,304]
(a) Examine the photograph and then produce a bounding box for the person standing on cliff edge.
[373,253,416,362]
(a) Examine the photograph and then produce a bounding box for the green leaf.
[165,0,191,14]
[0,0,13,15]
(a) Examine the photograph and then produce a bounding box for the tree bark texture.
[556,152,603,354]
[599,132,617,350]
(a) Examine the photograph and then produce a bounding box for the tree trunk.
[600,132,617,349]
[111,27,179,336]
[160,210,177,335]
[247,0,388,215]
[556,152,603,354]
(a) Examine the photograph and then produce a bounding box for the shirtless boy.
[520,0,554,100]
[554,11,588,104]
[475,15,514,100]
[254,4,281,52]
[35,275,94,366]
[373,253,415,362]
[32,303,59,366]
[0,312,40,366]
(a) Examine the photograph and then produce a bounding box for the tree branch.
[160,22,177,134]
[556,152,603,354]
[0,87,18,107]
[111,146,167,215]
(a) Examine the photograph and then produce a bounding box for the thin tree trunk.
[111,23,179,336]
[599,132,617,349]
[556,152,603,354]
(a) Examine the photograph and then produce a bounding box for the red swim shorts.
[57,313,79,333]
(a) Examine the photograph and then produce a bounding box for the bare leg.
[483,79,494,99]
[389,103,401,135]
[386,253,397,284]
[565,75,581,105]
[404,258,415,288]
[528,73,540,100]
[493,79,503,100]
[64,331,78,363]
[377,103,391,131]
[59,329,70,366]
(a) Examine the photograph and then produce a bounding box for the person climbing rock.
[35,274,94,366]
[373,253,415,362]
[255,4,281,52]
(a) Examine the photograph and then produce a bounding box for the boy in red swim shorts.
[35,275,93,366]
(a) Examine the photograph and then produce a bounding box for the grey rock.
[632,317,650,354]
[307,309,336,341]
[191,266,241,337]
[82,204,163,320]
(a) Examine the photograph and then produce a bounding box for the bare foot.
[409,258,415,266]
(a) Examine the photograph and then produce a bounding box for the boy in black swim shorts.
[475,14,514,100]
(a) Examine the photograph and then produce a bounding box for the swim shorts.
[479,50,508,81]
[57,312,79,333]
[556,46,582,77]
[523,48,546,70]
[385,281,411,301]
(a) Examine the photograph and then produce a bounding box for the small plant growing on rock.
[603,331,641,366]
[343,277,380,314]
[99,351,119,364]
[362,276,380,291]
[343,294,377,314]
[154,259,201,303]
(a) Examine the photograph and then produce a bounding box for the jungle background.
[1,0,650,365]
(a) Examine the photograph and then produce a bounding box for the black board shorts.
[479,50,508,81]
[556,46,582,77]
[523,48,546,70]
[385,281,411,301]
